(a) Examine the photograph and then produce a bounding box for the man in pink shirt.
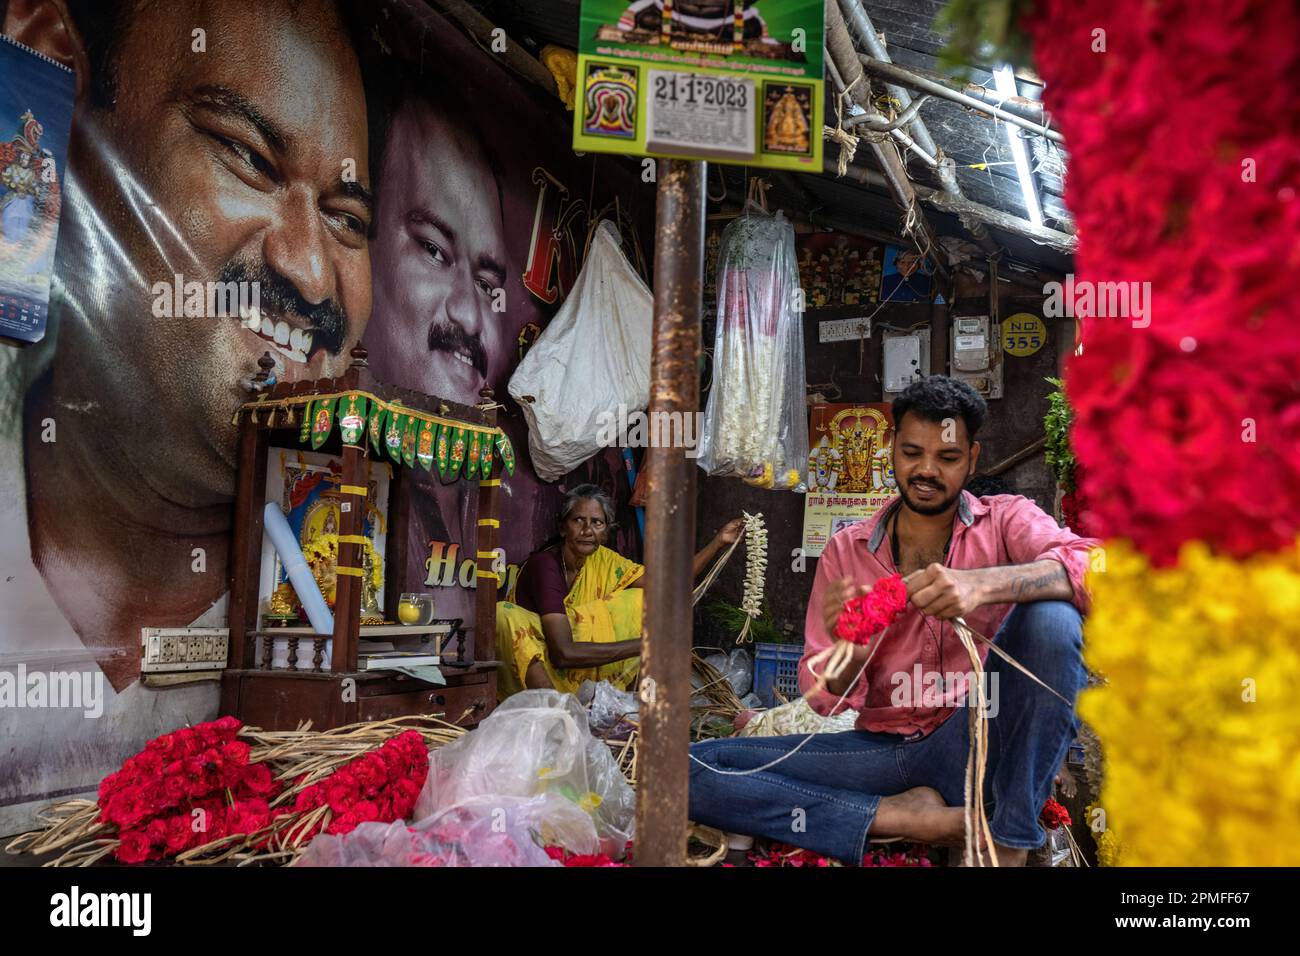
[689,377,1097,865]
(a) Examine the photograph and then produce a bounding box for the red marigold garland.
[1039,798,1072,831]
[1023,0,1300,565]
[834,574,909,646]
[806,573,909,694]
[740,841,932,868]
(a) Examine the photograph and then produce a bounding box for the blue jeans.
[688,601,1087,862]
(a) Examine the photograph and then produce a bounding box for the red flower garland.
[543,845,629,867]
[834,574,908,646]
[291,729,429,837]
[1023,0,1300,565]
[96,716,286,863]
[743,841,932,868]
[1040,798,1072,831]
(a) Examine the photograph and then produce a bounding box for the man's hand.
[822,576,871,637]
[904,564,985,621]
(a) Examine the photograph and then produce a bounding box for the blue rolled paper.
[263,501,334,635]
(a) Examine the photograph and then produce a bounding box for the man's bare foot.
[870,787,986,849]
[1056,761,1077,799]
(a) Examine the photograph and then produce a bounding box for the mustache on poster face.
[427,320,487,377]
[218,257,348,355]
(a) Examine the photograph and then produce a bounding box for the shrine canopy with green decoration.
[236,388,517,482]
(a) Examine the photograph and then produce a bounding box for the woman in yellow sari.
[496,484,741,698]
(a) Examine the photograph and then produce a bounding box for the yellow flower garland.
[304,533,384,594]
[1081,539,1300,865]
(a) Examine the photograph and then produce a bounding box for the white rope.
[690,608,1068,868]
[692,531,743,606]
[688,631,884,777]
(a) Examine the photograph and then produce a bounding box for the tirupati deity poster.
[0,35,74,347]
[802,403,896,557]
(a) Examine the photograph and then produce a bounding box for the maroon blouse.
[513,547,569,617]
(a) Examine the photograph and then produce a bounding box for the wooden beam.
[984,436,1047,477]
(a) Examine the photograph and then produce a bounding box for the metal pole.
[635,158,704,867]
[857,54,1065,143]
[823,0,951,283]
[824,158,1077,254]
[838,0,1002,257]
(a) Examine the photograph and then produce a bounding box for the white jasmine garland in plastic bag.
[696,207,808,491]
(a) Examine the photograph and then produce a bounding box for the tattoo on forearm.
[1012,563,1068,599]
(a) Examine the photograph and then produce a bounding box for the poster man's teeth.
[269,339,309,365]
[456,351,473,367]
[241,312,312,363]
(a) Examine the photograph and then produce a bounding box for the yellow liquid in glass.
[398,603,421,625]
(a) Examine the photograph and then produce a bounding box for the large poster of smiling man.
[361,28,649,636]
[0,0,648,830]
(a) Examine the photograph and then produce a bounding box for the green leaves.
[697,600,785,645]
[1043,376,1076,493]
[934,0,1036,76]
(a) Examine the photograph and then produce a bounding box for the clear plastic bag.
[696,207,808,491]
[702,649,753,697]
[579,679,639,737]
[295,794,597,867]
[412,689,635,858]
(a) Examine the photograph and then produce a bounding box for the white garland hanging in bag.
[696,199,808,492]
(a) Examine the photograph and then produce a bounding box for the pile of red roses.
[97,716,284,863]
[291,730,429,837]
[1040,798,1072,831]
[861,847,934,868]
[740,841,932,868]
[543,844,630,867]
[1023,0,1300,565]
[834,574,909,645]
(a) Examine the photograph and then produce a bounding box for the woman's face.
[561,498,608,556]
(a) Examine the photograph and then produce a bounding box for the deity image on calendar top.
[763,85,812,156]
[595,1,801,61]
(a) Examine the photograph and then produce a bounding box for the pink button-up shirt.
[799,491,1099,738]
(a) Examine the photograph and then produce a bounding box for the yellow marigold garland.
[1080,539,1300,865]
[303,533,384,594]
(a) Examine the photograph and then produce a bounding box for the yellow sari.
[495,545,644,699]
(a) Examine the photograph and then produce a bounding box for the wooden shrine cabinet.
[220,346,503,731]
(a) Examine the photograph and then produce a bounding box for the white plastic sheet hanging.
[507,220,652,482]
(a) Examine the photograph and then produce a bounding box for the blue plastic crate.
[753,642,804,708]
